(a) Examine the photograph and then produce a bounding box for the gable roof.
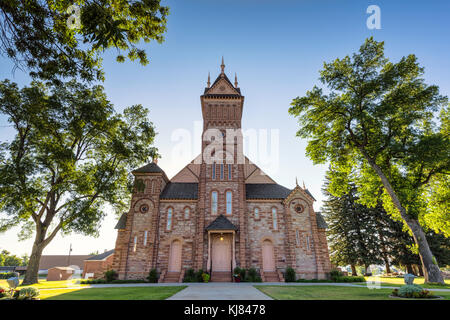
[115,212,127,229]
[316,212,328,229]
[205,214,238,231]
[246,183,292,199]
[304,189,316,201]
[160,182,198,200]
[86,249,115,261]
[203,73,241,97]
[132,162,165,174]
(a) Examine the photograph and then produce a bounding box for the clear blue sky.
[1,0,449,255]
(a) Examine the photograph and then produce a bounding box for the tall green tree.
[0,80,157,284]
[322,176,383,274]
[289,37,449,283]
[0,0,169,82]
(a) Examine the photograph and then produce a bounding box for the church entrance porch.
[207,231,236,282]
[205,214,239,282]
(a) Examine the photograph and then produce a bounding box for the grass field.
[363,276,450,289]
[39,286,187,300]
[255,285,450,300]
[0,279,89,289]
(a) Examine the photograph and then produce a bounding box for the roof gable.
[283,185,316,204]
[206,214,238,231]
[204,73,241,96]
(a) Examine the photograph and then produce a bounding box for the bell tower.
[194,58,248,270]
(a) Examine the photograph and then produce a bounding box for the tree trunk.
[385,261,391,274]
[418,264,424,277]
[406,264,414,274]
[351,265,357,276]
[22,238,45,285]
[359,149,444,284]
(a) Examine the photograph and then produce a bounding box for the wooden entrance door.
[212,234,232,272]
[168,240,182,272]
[262,239,275,272]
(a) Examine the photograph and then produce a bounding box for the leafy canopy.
[0,80,157,240]
[289,38,449,229]
[0,0,169,82]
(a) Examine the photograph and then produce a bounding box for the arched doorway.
[262,239,275,272]
[168,240,182,272]
[212,234,232,272]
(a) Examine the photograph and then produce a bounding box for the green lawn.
[255,285,450,300]
[0,279,89,289]
[363,276,450,290]
[40,286,187,300]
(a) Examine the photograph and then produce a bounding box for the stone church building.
[112,61,331,282]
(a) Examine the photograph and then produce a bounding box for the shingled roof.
[86,249,115,261]
[132,162,165,174]
[245,183,292,199]
[304,189,316,201]
[316,212,328,229]
[160,182,198,200]
[115,212,127,229]
[205,214,238,231]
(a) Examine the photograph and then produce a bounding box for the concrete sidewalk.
[167,283,272,300]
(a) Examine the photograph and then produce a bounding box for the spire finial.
[220,56,225,74]
[303,180,306,189]
[207,72,211,87]
[295,177,299,187]
[234,73,238,87]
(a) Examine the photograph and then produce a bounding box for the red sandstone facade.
[112,62,331,282]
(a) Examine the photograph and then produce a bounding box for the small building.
[38,255,92,274]
[82,250,115,279]
[47,267,75,281]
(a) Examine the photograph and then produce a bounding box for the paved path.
[167,283,272,300]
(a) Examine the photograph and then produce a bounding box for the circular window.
[295,204,304,213]
[140,204,149,213]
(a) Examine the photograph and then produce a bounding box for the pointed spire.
[207,72,211,87]
[234,73,238,87]
[220,56,225,74]
[295,177,299,187]
[303,180,306,189]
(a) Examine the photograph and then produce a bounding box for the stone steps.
[164,272,181,283]
[263,271,280,282]
[211,271,232,282]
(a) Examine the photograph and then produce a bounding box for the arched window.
[133,236,138,252]
[272,208,277,230]
[254,208,259,219]
[212,163,216,180]
[167,208,173,230]
[144,231,148,246]
[184,207,190,219]
[295,230,300,246]
[228,164,232,180]
[211,191,218,215]
[226,191,232,215]
[220,164,224,180]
